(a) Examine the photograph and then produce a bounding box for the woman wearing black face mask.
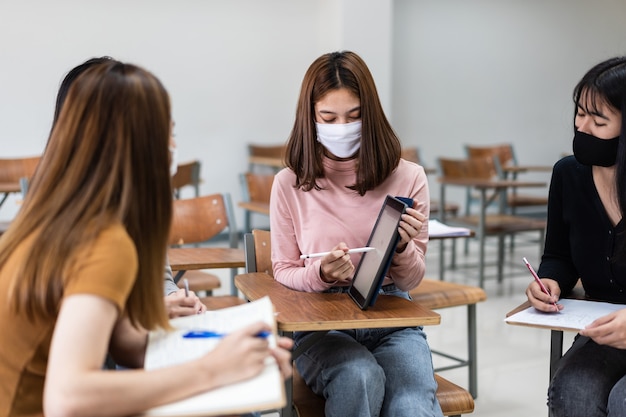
[525,57,626,417]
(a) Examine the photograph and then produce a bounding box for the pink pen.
[523,257,558,310]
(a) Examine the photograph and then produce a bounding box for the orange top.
[0,223,137,417]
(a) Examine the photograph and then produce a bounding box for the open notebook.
[505,298,625,332]
[143,296,285,416]
[428,219,472,238]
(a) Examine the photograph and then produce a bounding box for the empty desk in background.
[438,176,547,287]
[168,247,246,295]
[428,219,474,282]
[0,182,21,208]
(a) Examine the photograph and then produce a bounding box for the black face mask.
[572,130,619,167]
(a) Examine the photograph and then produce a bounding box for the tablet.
[348,195,411,310]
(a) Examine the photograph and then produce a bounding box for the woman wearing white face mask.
[269,51,441,417]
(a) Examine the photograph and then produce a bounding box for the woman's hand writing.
[200,322,274,388]
[164,288,207,318]
[525,278,562,313]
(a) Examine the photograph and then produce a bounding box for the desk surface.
[168,247,245,271]
[0,182,20,193]
[235,272,441,332]
[502,165,553,174]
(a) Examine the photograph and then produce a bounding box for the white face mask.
[169,146,178,177]
[316,120,362,158]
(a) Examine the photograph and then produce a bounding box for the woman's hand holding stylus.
[319,242,354,283]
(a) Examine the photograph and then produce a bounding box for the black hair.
[574,57,626,260]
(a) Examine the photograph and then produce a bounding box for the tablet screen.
[348,196,407,309]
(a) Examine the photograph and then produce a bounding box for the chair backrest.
[0,156,41,183]
[465,144,516,175]
[401,147,421,164]
[169,193,238,248]
[243,229,273,277]
[171,160,201,199]
[248,143,286,172]
[240,172,274,205]
[438,156,499,180]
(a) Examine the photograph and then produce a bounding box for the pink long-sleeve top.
[270,156,430,293]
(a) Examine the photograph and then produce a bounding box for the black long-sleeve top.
[537,155,626,303]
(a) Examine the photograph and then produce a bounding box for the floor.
[211,231,572,417]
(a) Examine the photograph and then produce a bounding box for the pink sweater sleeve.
[269,170,335,292]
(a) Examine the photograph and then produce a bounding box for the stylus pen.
[300,247,375,259]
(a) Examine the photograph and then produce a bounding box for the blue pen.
[182,330,272,339]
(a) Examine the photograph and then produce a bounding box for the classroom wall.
[1,0,626,225]
[392,0,626,168]
[391,0,626,205]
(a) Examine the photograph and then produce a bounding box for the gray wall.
[1,0,626,224]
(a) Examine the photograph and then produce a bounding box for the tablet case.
[348,195,412,310]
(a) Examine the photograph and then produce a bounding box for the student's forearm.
[44,358,219,417]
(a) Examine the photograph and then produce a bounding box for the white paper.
[428,219,472,238]
[143,296,284,416]
[505,298,625,331]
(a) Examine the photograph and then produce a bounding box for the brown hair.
[285,50,401,195]
[0,61,172,330]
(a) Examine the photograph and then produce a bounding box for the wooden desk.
[438,178,547,287]
[410,279,486,398]
[167,247,245,292]
[502,165,552,177]
[430,229,475,282]
[235,272,441,417]
[236,272,440,331]
[248,155,285,170]
[506,284,586,383]
[0,181,21,208]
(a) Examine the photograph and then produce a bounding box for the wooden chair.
[506,280,585,383]
[464,143,549,215]
[248,143,286,172]
[171,160,201,199]
[437,156,547,287]
[238,172,274,233]
[410,279,486,398]
[401,147,459,219]
[244,229,475,416]
[0,156,40,208]
[169,193,240,295]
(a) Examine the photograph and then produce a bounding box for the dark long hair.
[0,61,172,330]
[573,56,626,259]
[285,51,401,195]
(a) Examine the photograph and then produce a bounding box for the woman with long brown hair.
[271,51,442,417]
[0,60,291,417]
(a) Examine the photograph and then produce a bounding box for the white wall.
[392,0,626,166]
[1,0,626,224]
[392,0,626,205]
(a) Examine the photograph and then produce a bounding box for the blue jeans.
[293,286,443,417]
[549,335,626,417]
